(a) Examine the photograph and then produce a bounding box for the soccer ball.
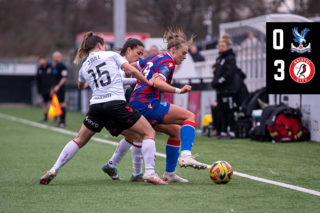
[209,161,233,184]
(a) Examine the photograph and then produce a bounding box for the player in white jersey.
[100,38,147,182]
[39,32,167,185]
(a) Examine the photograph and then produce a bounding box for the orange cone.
[48,94,62,118]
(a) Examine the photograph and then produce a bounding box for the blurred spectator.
[211,33,237,139]
[234,67,249,110]
[241,32,262,55]
[149,45,159,56]
[210,63,221,137]
[36,56,53,123]
[143,50,151,59]
[51,51,68,128]
[189,45,205,62]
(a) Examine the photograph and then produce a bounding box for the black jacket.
[36,63,53,94]
[234,68,249,107]
[255,105,302,137]
[190,52,205,62]
[211,48,237,94]
[53,62,68,90]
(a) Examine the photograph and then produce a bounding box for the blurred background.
[0,0,319,140]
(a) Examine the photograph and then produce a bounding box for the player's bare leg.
[102,132,143,181]
[122,116,167,185]
[163,105,206,170]
[154,124,188,183]
[39,125,95,185]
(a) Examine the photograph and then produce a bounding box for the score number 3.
[273,29,285,81]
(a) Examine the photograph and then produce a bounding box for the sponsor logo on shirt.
[160,101,167,107]
[160,66,170,75]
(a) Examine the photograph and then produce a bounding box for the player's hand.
[180,85,192,94]
[54,85,60,92]
[148,73,159,87]
[84,82,89,89]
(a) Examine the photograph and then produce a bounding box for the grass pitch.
[0,106,320,213]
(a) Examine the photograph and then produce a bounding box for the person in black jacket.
[189,45,205,62]
[36,56,53,122]
[51,51,68,127]
[211,33,237,139]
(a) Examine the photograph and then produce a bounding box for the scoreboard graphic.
[266,23,320,94]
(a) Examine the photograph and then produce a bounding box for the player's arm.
[130,62,137,68]
[121,62,156,87]
[78,81,89,90]
[122,78,137,85]
[154,77,191,94]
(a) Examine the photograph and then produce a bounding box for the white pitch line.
[1,113,320,197]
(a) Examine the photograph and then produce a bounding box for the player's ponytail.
[163,26,195,51]
[73,31,104,65]
[115,38,144,56]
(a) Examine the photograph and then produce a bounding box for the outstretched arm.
[121,62,156,87]
[154,77,191,94]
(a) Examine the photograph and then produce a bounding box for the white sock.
[181,150,192,157]
[108,138,132,168]
[142,139,156,175]
[132,142,143,176]
[165,171,175,175]
[53,140,80,171]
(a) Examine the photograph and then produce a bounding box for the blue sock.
[180,121,195,155]
[165,140,180,173]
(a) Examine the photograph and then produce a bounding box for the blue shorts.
[130,100,170,127]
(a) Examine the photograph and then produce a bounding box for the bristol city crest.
[291,27,311,53]
[289,57,315,83]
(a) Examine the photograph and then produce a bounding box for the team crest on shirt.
[289,57,315,83]
[169,63,174,68]
[291,27,311,54]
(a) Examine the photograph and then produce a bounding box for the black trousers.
[211,105,221,134]
[217,93,236,133]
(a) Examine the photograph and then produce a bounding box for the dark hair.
[74,31,104,64]
[38,56,46,60]
[163,26,195,51]
[116,38,144,56]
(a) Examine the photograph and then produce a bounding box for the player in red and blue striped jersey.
[129,27,207,183]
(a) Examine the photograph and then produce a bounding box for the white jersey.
[78,51,128,105]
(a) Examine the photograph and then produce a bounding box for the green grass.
[0,106,320,213]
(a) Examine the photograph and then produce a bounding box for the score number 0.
[273,29,285,81]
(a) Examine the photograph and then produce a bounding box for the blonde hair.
[219,33,232,49]
[73,31,104,65]
[163,27,195,51]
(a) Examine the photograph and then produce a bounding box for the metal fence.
[192,42,266,92]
